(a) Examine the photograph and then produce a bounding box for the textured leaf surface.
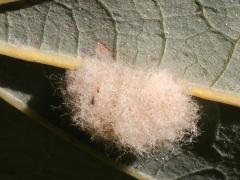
[1,56,240,179]
[0,0,240,179]
[0,0,239,96]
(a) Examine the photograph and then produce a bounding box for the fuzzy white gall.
[62,58,200,154]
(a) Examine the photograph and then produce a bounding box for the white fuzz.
[62,58,199,154]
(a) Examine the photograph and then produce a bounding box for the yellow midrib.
[0,41,240,107]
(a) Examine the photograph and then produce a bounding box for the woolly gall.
[62,58,200,155]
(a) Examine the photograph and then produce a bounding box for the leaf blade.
[0,0,239,106]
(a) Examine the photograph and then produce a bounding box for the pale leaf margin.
[0,0,20,5]
[0,87,155,180]
[1,41,240,107]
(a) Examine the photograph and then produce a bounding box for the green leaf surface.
[0,0,240,179]
[0,0,239,96]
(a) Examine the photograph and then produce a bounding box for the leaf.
[0,57,152,179]
[1,55,240,179]
[0,0,240,179]
[0,0,239,106]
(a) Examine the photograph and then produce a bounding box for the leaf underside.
[0,0,240,179]
[0,0,240,105]
[1,56,240,179]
